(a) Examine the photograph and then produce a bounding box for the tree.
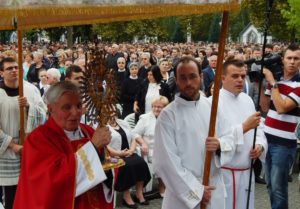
[207,13,221,43]
[171,21,185,43]
[23,29,41,43]
[0,30,12,44]
[176,14,216,42]
[228,8,250,42]
[44,27,66,43]
[92,22,130,42]
[72,25,93,43]
[281,0,300,41]
[244,0,292,41]
[92,18,169,42]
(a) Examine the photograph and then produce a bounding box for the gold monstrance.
[81,48,125,170]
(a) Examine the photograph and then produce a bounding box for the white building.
[239,23,272,44]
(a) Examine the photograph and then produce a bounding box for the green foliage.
[171,21,185,42]
[92,18,169,42]
[23,29,41,43]
[176,14,219,42]
[92,15,222,43]
[207,13,221,42]
[0,30,13,43]
[44,27,66,42]
[281,0,300,40]
[244,0,293,41]
[228,8,250,42]
[73,25,93,42]
[92,22,128,42]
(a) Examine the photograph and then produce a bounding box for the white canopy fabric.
[0,0,240,30]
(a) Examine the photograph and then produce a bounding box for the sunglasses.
[4,66,18,71]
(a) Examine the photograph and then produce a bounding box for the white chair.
[124,113,136,129]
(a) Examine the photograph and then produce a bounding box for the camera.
[245,53,283,82]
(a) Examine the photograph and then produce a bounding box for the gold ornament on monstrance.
[80,48,125,171]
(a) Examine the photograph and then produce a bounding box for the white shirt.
[145,83,160,113]
[0,81,47,185]
[217,89,267,209]
[153,94,238,209]
[132,111,157,161]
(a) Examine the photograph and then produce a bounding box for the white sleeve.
[256,122,268,163]
[215,115,239,167]
[75,141,107,197]
[25,85,47,133]
[153,114,203,209]
[0,129,13,155]
[132,117,146,139]
[102,169,116,203]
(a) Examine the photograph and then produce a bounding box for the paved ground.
[115,173,300,209]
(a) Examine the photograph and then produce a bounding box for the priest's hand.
[250,144,264,159]
[18,96,28,108]
[201,186,215,205]
[242,112,261,133]
[8,142,23,155]
[91,126,111,149]
[205,137,220,152]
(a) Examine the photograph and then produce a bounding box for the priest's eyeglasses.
[4,66,18,71]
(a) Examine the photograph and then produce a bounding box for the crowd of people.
[0,41,299,209]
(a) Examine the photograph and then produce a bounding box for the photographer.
[261,44,300,209]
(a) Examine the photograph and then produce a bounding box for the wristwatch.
[271,82,278,89]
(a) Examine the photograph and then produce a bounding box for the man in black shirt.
[106,44,124,72]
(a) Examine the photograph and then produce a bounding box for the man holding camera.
[262,44,300,209]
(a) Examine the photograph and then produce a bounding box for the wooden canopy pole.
[17,30,25,145]
[201,11,229,209]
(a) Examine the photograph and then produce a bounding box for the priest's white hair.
[44,81,80,105]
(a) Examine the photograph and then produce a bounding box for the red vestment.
[13,117,114,209]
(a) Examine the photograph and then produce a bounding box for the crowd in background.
[0,41,299,209]
[0,41,288,103]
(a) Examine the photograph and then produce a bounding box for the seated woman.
[107,113,151,208]
[132,96,169,197]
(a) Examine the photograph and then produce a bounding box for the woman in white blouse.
[134,65,171,115]
[132,96,169,196]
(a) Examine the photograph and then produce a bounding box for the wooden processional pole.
[201,10,229,209]
[17,29,25,145]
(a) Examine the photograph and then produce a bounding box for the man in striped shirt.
[262,44,300,209]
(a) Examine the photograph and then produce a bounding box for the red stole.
[73,125,113,209]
